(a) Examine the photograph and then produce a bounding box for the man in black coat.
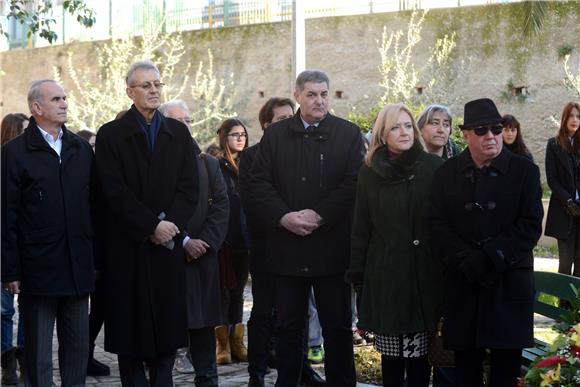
[246,70,363,386]
[430,98,543,386]
[240,97,326,387]
[160,99,229,386]
[2,80,95,386]
[95,62,197,386]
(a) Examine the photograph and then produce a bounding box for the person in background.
[417,104,459,160]
[545,102,580,278]
[347,103,444,387]
[75,128,111,377]
[416,103,458,387]
[502,114,533,161]
[215,118,250,365]
[431,98,543,386]
[2,80,95,386]
[0,112,28,385]
[160,100,230,386]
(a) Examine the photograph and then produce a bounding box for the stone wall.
[1,2,579,180]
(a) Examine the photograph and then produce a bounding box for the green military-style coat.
[347,141,444,335]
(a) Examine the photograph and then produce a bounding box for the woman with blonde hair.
[545,102,580,277]
[347,103,444,387]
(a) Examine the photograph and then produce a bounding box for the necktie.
[306,125,316,132]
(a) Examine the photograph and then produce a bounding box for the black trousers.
[20,294,89,387]
[381,355,430,387]
[118,352,175,387]
[455,348,522,387]
[88,277,105,356]
[220,250,250,324]
[247,271,276,378]
[558,218,580,277]
[274,274,356,387]
[188,327,218,387]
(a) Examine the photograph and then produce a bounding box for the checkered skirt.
[373,332,428,358]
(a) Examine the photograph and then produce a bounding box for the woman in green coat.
[346,103,444,387]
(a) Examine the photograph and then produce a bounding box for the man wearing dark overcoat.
[159,100,229,386]
[246,70,363,386]
[2,79,95,386]
[430,98,543,386]
[95,62,197,386]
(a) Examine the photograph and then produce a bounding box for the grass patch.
[354,346,381,385]
[533,244,558,258]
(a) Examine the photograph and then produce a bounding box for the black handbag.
[427,318,455,368]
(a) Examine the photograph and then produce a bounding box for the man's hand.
[298,209,323,226]
[185,239,210,260]
[3,281,20,294]
[280,211,319,236]
[150,220,179,245]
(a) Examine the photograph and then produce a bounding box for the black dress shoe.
[300,365,326,386]
[87,358,111,376]
[248,375,266,387]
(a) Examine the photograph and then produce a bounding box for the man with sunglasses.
[95,61,198,386]
[430,98,543,386]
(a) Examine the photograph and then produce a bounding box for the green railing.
[1,0,521,50]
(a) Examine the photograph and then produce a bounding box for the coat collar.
[371,140,423,179]
[288,109,332,135]
[120,105,175,140]
[25,116,81,153]
[456,147,510,175]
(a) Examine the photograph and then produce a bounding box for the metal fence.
[1,0,520,50]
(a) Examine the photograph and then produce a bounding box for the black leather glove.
[459,250,495,286]
[564,199,580,217]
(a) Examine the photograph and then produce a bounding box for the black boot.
[1,347,19,385]
[87,345,110,376]
[248,374,266,387]
[300,363,326,386]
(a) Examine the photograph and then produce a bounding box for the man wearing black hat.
[429,98,543,385]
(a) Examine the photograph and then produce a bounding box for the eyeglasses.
[129,81,165,91]
[228,132,247,140]
[469,125,503,136]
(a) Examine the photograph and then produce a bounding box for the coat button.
[301,267,309,273]
[301,177,306,181]
[304,134,309,139]
[413,239,420,246]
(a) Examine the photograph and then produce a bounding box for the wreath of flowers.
[520,286,580,387]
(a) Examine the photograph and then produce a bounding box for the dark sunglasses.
[469,125,503,136]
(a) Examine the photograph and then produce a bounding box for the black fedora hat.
[459,98,503,129]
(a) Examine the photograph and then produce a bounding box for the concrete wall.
[1,2,579,179]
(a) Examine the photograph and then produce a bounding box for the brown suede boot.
[215,325,232,365]
[230,323,248,362]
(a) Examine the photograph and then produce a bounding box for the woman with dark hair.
[417,104,459,160]
[1,113,28,146]
[502,114,533,161]
[215,118,250,364]
[545,102,580,278]
[0,112,28,384]
[347,104,444,387]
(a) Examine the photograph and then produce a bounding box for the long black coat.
[430,148,543,349]
[1,119,95,296]
[95,108,197,357]
[247,111,364,277]
[185,149,229,329]
[239,143,270,274]
[545,137,579,239]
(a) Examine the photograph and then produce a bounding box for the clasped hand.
[280,209,322,237]
[150,220,179,245]
[185,239,210,260]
